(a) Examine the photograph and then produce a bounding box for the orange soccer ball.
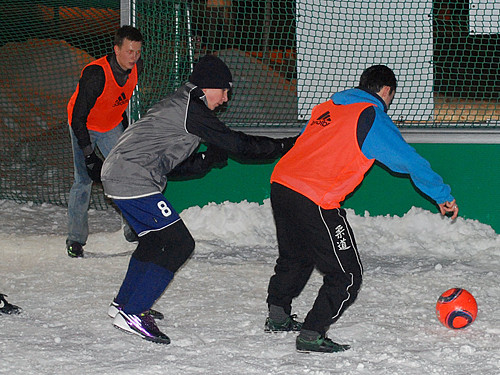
[436,288,478,329]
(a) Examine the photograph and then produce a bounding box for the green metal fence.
[127,0,499,126]
[0,0,498,209]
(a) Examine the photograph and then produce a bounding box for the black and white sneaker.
[113,310,170,344]
[0,294,22,315]
[107,300,164,320]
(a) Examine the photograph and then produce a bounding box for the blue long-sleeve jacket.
[331,88,454,204]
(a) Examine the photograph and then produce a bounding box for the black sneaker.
[67,242,84,258]
[123,226,139,243]
[107,299,165,320]
[113,310,170,344]
[296,334,350,353]
[0,294,22,315]
[265,314,303,332]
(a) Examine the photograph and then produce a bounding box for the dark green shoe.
[265,314,303,332]
[67,242,84,258]
[296,335,350,353]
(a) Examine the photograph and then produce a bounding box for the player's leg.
[266,183,315,331]
[94,125,138,243]
[110,194,194,344]
[120,219,194,313]
[66,126,93,257]
[297,207,362,352]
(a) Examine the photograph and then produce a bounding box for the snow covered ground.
[0,198,499,374]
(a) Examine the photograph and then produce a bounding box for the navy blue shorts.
[113,193,181,236]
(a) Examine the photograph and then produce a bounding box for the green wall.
[165,144,499,234]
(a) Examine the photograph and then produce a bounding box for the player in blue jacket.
[265,65,458,353]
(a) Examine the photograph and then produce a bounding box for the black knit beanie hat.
[189,55,233,89]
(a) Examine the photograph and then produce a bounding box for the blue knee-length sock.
[114,256,147,305]
[123,262,174,315]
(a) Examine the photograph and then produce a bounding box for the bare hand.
[439,199,459,220]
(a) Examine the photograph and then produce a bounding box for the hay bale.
[0,39,94,140]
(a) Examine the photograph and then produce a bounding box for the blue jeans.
[67,124,124,245]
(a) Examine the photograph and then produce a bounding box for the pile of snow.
[0,199,499,374]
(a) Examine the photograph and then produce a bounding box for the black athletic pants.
[266,183,363,335]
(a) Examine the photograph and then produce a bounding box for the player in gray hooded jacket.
[101,55,297,344]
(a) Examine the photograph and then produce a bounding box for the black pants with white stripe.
[266,183,363,335]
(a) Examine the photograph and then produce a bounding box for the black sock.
[269,304,289,323]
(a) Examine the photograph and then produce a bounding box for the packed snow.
[0,198,499,374]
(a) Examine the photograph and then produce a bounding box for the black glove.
[276,135,298,156]
[168,144,228,179]
[202,144,228,167]
[84,151,103,182]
